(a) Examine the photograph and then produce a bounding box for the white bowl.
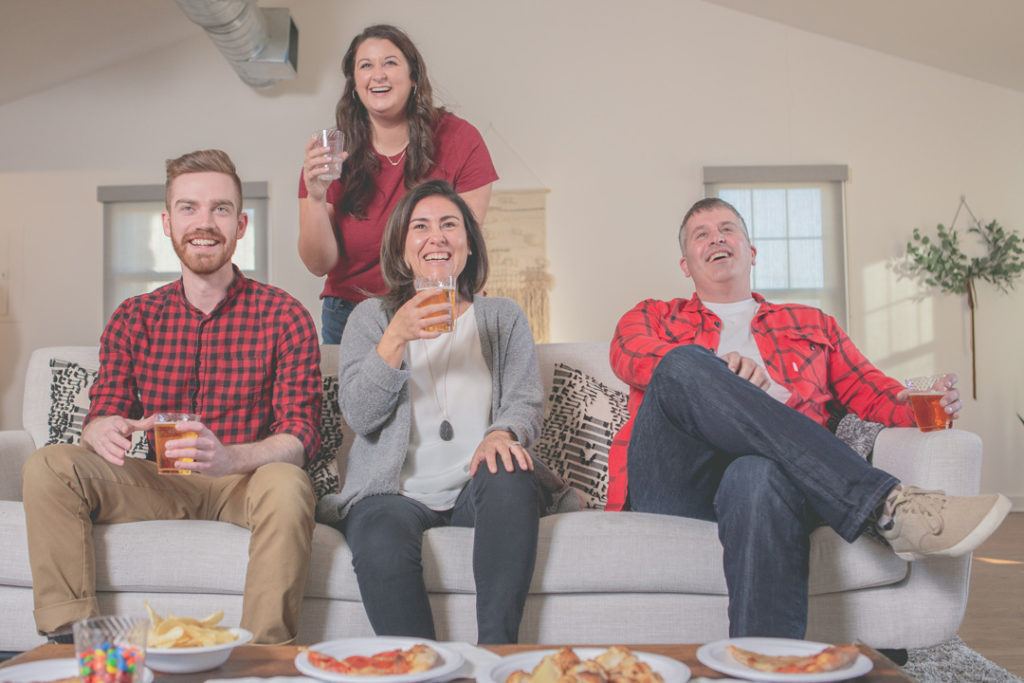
[145,627,253,674]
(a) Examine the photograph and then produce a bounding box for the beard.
[171,228,237,275]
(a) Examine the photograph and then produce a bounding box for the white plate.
[696,638,873,682]
[146,627,253,673]
[0,657,154,683]
[294,637,465,683]
[486,647,691,683]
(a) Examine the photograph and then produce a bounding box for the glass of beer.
[414,274,456,334]
[153,413,199,475]
[904,375,953,432]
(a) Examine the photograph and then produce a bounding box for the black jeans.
[627,345,898,638]
[341,466,540,644]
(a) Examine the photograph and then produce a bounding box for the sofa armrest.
[872,428,982,497]
[0,430,36,501]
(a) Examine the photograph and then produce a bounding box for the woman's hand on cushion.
[469,429,534,476]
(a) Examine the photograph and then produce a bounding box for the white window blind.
[98,183,267,320]
[704,166,847,326]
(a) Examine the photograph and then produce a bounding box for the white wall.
[2,0,1022,502]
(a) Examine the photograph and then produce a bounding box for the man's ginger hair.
[165,149,243,211]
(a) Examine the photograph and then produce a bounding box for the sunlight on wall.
[861,260,936,377]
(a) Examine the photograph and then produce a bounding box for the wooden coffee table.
[1,643,913,681]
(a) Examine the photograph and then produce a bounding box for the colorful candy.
[77,641,144,683]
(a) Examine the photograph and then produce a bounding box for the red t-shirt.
[298,112,498,302]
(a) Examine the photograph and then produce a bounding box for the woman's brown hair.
[335,24,443,218]
[379,180,489,314]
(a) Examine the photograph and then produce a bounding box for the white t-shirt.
[702,298,792,404]
[402,305,492,510]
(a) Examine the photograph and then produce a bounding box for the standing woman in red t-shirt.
[299,24,498,343]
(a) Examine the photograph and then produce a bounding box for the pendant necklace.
[383,146,408,167]
[423,310,456,441]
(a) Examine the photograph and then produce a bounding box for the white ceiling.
[702,0,1024,94]
[1,0,1023,107]
[0,0,201,106]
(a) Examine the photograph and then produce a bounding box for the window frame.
[97,182,268,319]
[703,165,849,327]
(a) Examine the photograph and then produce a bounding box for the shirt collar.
[683,291,782,325]
[171,264,249,317]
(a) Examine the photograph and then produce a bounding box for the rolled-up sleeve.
[269,301,322,462]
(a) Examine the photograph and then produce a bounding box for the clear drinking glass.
[414,274,456,334]
[316,127,345,180]
[904,374,953,432]
[73,615,148,683]
[153,413,199,475]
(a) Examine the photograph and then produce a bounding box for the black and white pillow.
[44,358,343,501]
[310,375,342,499]
[534,363,629,509]
[46,359,149,457]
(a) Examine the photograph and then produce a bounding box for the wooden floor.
[959,511,1024,676]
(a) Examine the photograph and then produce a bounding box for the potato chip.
[144,601,239,648]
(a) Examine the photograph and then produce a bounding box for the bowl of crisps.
[144,603,252,674]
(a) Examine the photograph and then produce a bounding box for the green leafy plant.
[904,200,1024,399]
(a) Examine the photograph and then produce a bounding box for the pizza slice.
[308,643,440,675]
[726,643,860,674]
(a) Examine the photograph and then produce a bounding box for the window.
[704,166,848,326]
[98,183,268,319]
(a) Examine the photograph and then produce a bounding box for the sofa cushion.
[0,502,907,599]
[45,359,149,458]
[534,364,628,508]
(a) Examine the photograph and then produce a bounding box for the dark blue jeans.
[321,296,357,344]
[340,466,540,644]
[627,345,898,638]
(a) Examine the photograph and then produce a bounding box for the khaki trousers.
[21,444,315,645]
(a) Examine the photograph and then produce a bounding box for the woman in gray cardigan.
[317,179,545,644]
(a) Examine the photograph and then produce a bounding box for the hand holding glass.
[316,127,345,180]
[904,374,954,432]
[414,274,456,334]
[153,413,199,474]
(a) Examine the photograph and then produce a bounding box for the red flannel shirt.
[607,292,914,511]
[86,267,322,462]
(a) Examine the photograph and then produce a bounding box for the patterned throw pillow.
[310,375,342,499]
[534,363,629,509]
[46,359,149,458]
[44,359,343,501]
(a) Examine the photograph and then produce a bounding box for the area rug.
[905,636,1022,682]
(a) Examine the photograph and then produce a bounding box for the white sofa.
[0,344,983,651]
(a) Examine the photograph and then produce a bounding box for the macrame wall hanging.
[481,189,553,342]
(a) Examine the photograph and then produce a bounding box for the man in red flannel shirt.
[609,197,1010,638]
[22,150,322,645]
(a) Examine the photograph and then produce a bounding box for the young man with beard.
[22,150,322,645]
[609,197,1011,638]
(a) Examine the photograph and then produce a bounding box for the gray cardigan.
[316,295,565,525]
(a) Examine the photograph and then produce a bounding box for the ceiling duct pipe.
[174,0,298,88]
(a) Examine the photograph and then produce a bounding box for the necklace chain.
[383,146,408,167]
[422,309,456,440]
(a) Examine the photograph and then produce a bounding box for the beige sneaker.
[879,486,1012,561]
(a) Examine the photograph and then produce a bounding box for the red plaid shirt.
[607,292,914,511]
[86,267,322,462]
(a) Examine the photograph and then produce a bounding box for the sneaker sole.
[895,493,1012,562]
